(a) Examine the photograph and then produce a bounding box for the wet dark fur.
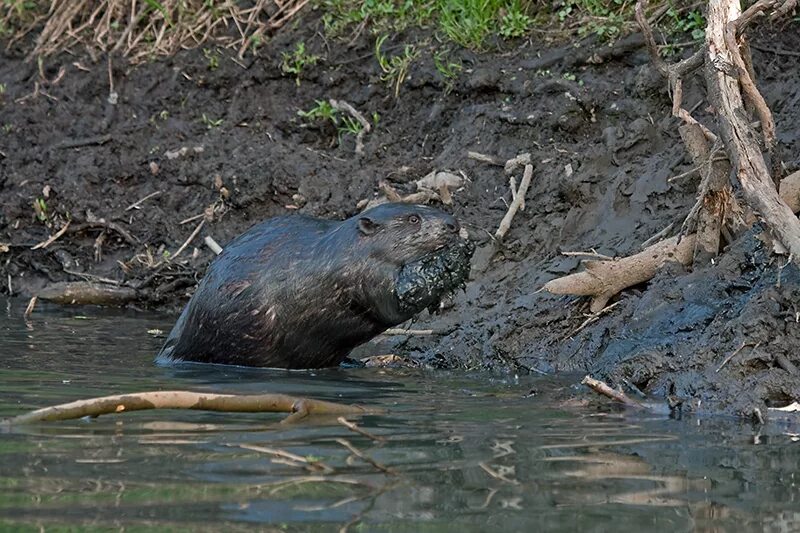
[156,203,467,369]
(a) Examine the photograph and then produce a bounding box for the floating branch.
[1,390,375,425]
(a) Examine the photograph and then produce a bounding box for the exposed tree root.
[543,179,800,311]
[705,0,800,262]
[545,0,800,312]
[1,390,375,425]
[544,235,695,313]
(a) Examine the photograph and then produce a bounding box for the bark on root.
[543,172,800,310]
[550,1,800,312]
[544,235,696,313]
[705,0,800,262]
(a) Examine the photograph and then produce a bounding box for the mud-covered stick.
[1,391,377,425]
[495,163,533,242]
[581,375,645,409]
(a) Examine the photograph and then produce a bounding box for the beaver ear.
[358,217,380,235]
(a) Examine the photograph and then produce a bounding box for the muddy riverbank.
[1,12,798,416]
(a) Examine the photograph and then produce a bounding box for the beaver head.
[352,203,461,266]
[335,203,472,326]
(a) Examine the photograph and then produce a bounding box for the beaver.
[156,203,474,369]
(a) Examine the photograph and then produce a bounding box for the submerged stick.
[1,390,375,425]
[581,376,645,409]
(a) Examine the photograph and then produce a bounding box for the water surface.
[1,298,799,532]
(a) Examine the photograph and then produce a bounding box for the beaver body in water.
[156,203,474,369]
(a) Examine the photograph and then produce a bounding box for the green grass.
[319,0,706,49]
[321,0,542,50]
[0,0,39,36]
[375,34,418,97]
[433,49,462,95]
[298,100,369,145]
[280,41,321,85]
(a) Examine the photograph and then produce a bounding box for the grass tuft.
[1,0,310,62]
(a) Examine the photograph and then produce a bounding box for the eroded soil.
[1,14,799,416]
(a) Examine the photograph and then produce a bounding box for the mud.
[1,15,799,416]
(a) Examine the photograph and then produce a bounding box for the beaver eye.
[407,214,420,225]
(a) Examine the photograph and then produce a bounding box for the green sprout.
[203,48,219,70]
[375,35,417,98]
[280,42,321,86]
[201,113,223,128]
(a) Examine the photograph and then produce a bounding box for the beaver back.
[156,203,468,369]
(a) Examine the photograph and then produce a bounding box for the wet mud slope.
[1,16,798,416]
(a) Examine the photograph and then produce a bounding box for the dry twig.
[495,161,534,242]
[329,99,371,155]
[238,443,334,474]
[125,191,162,211]
[716,341,760,372]
[478,462,520,485]
[31,221,71,250]
[11,1,310,63]
[337,417,386,443]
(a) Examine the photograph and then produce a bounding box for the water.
[1,298,799,532]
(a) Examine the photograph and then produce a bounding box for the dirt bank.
[1,13,798,416]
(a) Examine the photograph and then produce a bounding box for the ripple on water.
[1,298,799,532]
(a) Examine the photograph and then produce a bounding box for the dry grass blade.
[8,0,310,62]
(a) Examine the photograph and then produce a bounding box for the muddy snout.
[433,214,461,247]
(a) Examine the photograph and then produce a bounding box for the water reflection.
[1,298,799,531]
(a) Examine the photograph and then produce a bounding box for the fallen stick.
[495,163,533,242]
[237,443,334,473]
[70,220,138,245]
[53,133,113,150]
[336,438,396,474]
[171,219,205,261]
[1,390,374,426]
[125,190,162,211]
[329,99,371,155]
[31,220,71,250]
[715,341,760,372]
[467,151,504,166]
[382,328,440,336]
[478,462,520,485]
[337,416,386,443]
[24,296,37,317]
[581,375,645,409]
